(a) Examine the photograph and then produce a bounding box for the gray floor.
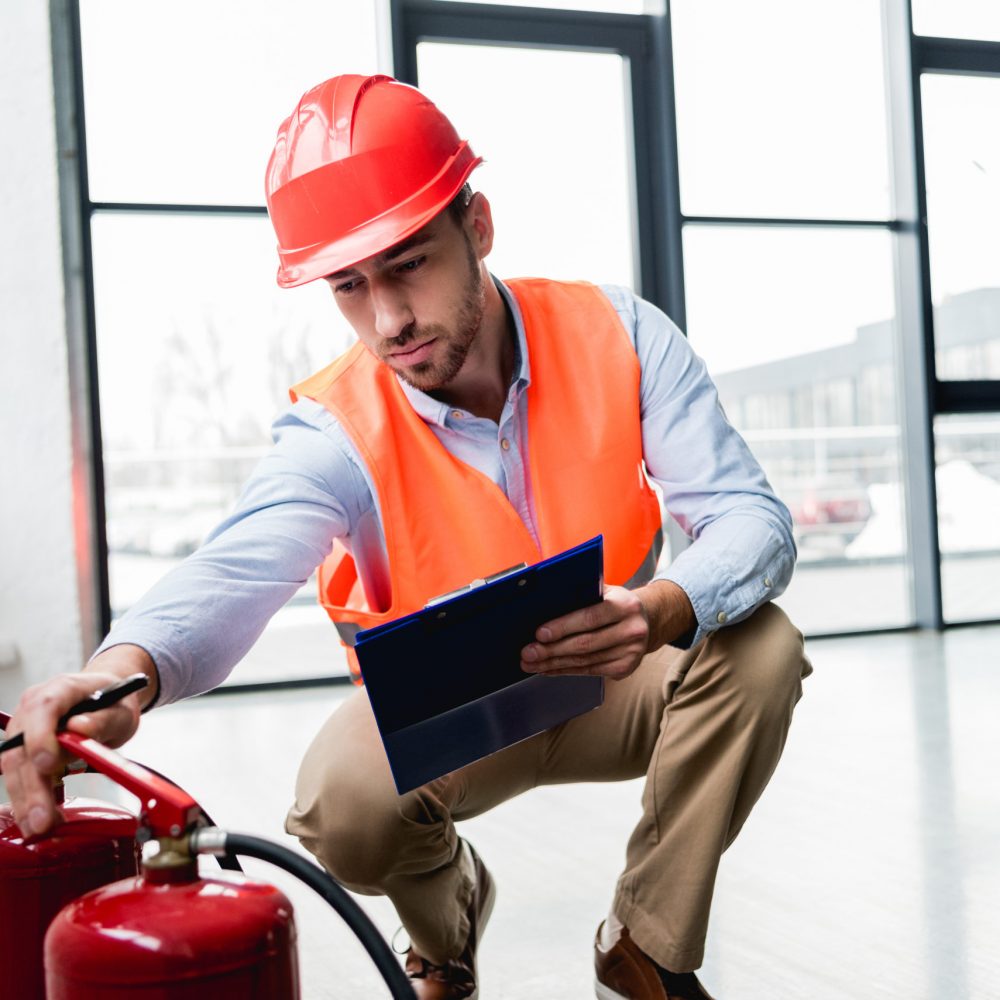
[7,625,1000,999]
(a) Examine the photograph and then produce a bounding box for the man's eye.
[399,257,425,273]
[335,279,359,294]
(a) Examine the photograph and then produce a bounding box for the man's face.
[323,205,487,393]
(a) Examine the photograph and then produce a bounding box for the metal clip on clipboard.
[424,563,529,609]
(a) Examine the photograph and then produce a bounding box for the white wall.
[0,1,83,707]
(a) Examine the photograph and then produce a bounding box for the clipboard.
[355,535,606,794]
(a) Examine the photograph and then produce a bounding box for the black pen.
[0,673,149,755]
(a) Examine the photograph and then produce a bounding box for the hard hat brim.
[272,145,482,288]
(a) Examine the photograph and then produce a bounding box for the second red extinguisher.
[41,729,415,998]
[41,732,301,999]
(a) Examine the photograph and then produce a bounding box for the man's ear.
[465,192,495,260]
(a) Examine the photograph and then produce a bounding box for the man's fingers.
[18,674,138,757]
[527,654,637,681]
[533,586,643,644]
[65,701,139,749]
[1,745,63,836]
[520,585,649,680]
[524,645,642,673]
[2,686,76,835]
[17,683,74,772]
[523,617,646,665]
[534,596,621,643]
[2,672,143,837]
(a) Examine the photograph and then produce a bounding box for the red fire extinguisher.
[39,729,300,998]
[1,684,152,999]
[37,728,415,998]
[0,739,139,1000]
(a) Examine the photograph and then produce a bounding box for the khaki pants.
[286,602,811,972]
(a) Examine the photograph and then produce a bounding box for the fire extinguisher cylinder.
[0,784,139,1000]
[1,709,141,1000]
[44,832,301,999]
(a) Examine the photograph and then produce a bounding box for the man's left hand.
[520,580,695,681]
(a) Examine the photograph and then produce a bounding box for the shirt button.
[451,409,463,419]
[764,576,772,588]
[500,438,511,451]
[716,611,728,624]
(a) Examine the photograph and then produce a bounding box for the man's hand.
[520,580,695,681]
[0,645,158,837]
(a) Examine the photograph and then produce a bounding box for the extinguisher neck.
[142,835,198,884]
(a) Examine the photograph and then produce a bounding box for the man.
[3,75,810,999]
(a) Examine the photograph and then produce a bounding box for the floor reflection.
[911,635,969,998]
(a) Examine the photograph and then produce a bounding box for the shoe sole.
[594,978,628,1000]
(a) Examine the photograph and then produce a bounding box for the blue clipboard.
[355,535,606,794]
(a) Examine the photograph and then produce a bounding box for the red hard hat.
[265,74,483,288]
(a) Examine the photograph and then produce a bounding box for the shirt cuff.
[91,619,193,709]
[657,554,782,648]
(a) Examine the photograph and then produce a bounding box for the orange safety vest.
[290,278,663,681]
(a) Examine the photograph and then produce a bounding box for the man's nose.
[371,284,414,340]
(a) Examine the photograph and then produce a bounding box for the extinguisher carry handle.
[56,731,201,837]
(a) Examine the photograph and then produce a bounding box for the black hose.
[221,832,416,1000]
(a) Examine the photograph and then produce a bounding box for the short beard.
[393,235,485,393]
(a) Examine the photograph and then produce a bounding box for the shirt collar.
[398,276,531,426]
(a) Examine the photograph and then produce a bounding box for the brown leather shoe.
[594,922,716,1000]
[405,842,496,999]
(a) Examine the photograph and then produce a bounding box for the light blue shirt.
[97,281,796,706]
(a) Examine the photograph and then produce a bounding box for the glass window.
[683,225,909,633]
[92,213,355,682]
[79,0,380,205]
[921,74,1000,380]
[670,0,891,220]
[912,0,1000,43]
[935,414,1000,623]
[416,42,636,289]
[860,364,896,424]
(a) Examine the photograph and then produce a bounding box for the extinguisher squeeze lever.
[0,678,194,837]
[54,730,201,838]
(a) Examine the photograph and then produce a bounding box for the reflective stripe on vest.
[291,279,664,682]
